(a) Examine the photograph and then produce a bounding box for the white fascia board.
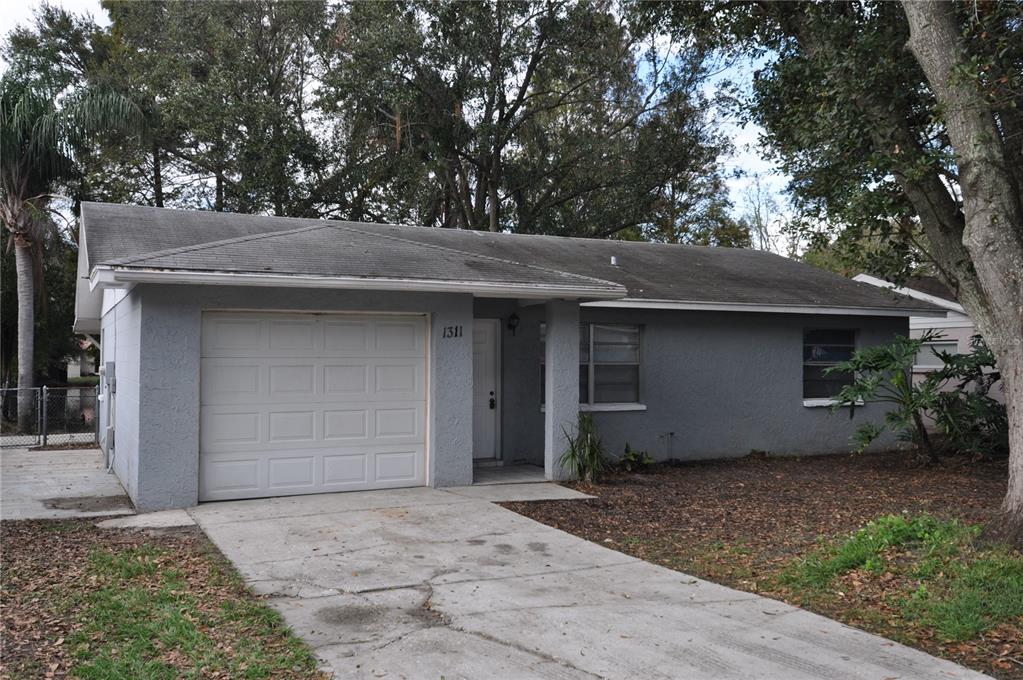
[89,266,627,301]
[852,273,966,314]
[74,225,103,333]
[581,298,946,318]
[73,316,101,334]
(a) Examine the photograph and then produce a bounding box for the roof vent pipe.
[610,256,619,266]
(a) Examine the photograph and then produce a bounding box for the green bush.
[619,442,653,472]
[827,332,1006,461]
[559,413,607,482]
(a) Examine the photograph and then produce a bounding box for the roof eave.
[89,265,627,301]
[582,298,948,318]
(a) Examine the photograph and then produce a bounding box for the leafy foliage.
[0,228,80,385]
[930,336,1009,459]
[0,63,140,389]
[641,1,1022,285]
[618,442,653,472]
[560,413,607,483]
[827,333,1007,461]
[2,1,744,244]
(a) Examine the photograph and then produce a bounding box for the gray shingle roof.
[102,221,622,293]
[81,202,941,312]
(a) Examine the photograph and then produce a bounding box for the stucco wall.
[111,284,474,511]
[491,306,908,464]
[100,289,143,503]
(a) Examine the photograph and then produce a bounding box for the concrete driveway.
[191,485,988,680]
[1,447,133,520]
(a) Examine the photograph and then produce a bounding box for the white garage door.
[200,312,427,501]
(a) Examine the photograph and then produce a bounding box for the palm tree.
[0,76,141,429]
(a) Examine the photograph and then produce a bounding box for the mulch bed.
[502,450,1020,679]
[0,519,323,679]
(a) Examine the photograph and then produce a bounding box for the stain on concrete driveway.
[189,485,990,680]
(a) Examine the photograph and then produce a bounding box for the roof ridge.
[104,222,332,265]
[348,219,728,251]
[332,223,624,291]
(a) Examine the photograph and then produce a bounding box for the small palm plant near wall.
[560,413,607,483]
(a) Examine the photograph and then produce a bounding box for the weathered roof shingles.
[82,202,939,312]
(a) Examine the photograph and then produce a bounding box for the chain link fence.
[0,386,99,448]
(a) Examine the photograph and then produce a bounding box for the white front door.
[472,319,500,460]
[199,312,427,501]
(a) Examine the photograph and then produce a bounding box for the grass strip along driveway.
[504,451,1023,680]
[1,520,324,679]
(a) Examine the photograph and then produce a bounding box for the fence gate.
[0,386,99,448]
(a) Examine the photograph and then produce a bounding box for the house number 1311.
[441,325,463,339]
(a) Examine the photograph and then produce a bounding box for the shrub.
[827,332,1006,462]
[930,335,1008,457]
[559,413,607,482]
[619,442,653,472]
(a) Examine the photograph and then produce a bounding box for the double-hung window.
[914,341,957,371]
[802,329,856,400]
[541,323,642,406]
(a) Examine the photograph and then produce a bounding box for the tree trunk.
[152,141,164,207]
[989,343,1023,544]
[912,410,939,465]
[14,240,35,432]
[488,177,499,232]
[215,171,225,212]
[903,0,1023,542]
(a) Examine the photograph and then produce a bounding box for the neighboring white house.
[853,274,993,383]
[66,337,99,381]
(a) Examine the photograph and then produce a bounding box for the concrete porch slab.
[442,482,592,502]
[0,447,133,521]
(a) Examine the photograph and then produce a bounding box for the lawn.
[503,451,1023,679]
[0,520,325,679]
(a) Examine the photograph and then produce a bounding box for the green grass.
[782,514,1023,642]
[66,543,320,679]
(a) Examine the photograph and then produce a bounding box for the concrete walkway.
[1,447,133,520]
[190,485,988,680]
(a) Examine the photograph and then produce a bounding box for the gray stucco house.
[74,203,942,511]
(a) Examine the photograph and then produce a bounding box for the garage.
[199,312,428,501]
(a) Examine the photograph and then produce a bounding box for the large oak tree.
[6,1,743,243]
[646,0,1023,541]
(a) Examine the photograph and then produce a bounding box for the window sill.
[582,403,647,412]
[803,398,863,408]
[540,403,647,413]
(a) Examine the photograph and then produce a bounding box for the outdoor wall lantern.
[507,313,521,336]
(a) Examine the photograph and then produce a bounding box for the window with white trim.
[914,341,957,369]
[803,329,856,399]
[540,324,642,405]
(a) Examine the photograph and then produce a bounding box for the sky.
[1,0,791,245]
